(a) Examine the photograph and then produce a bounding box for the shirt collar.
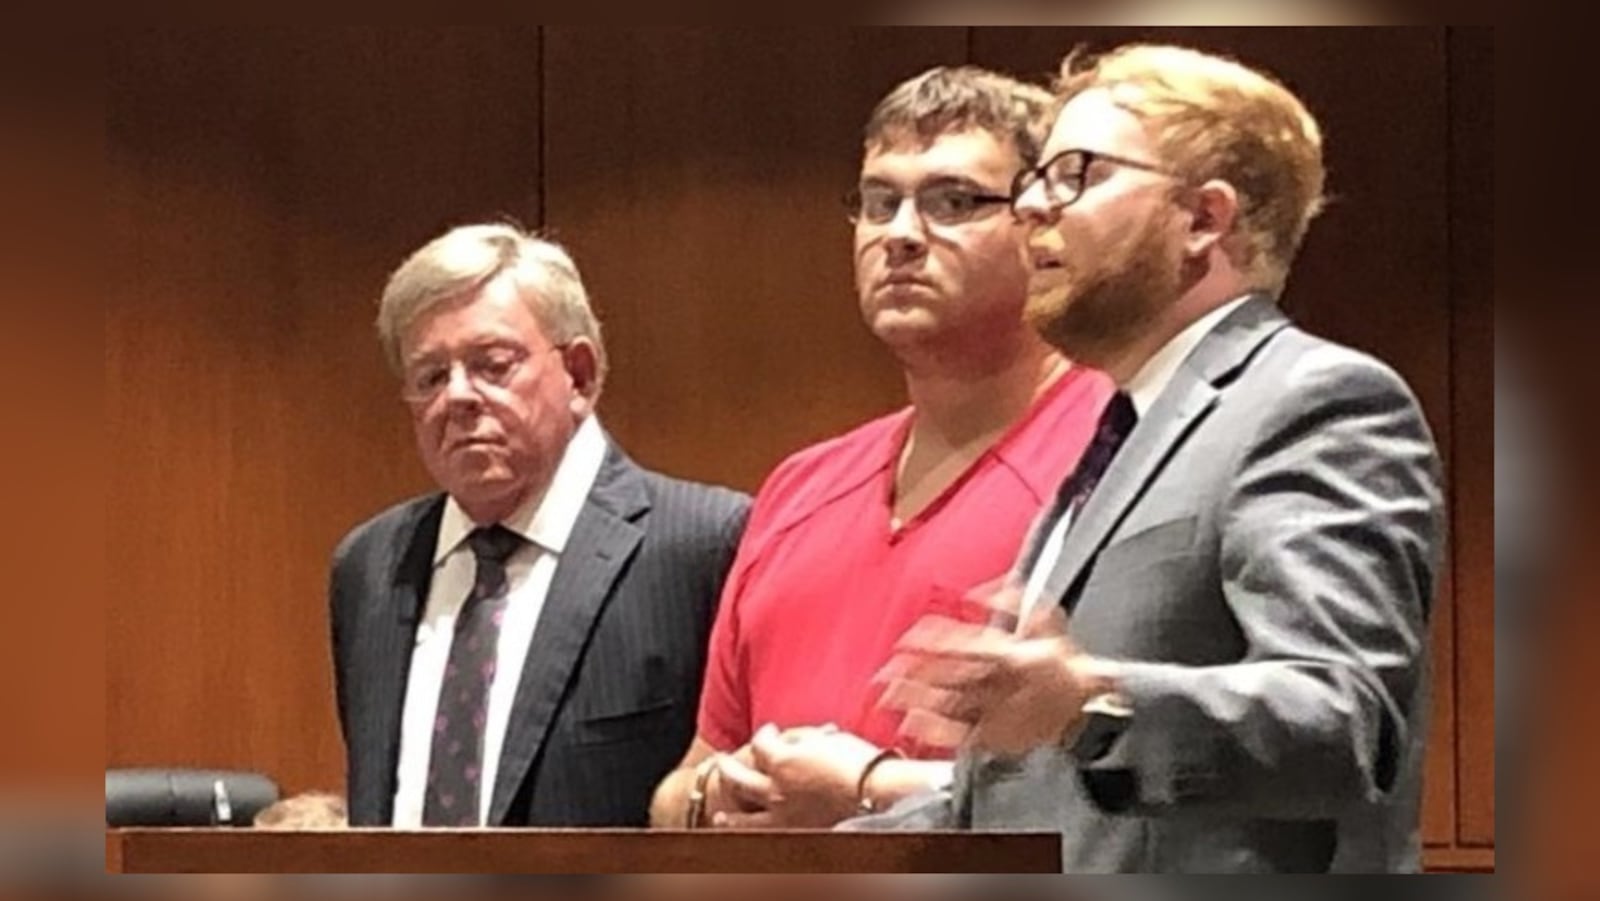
[1124,295,1252,417]
[433,415,608,564]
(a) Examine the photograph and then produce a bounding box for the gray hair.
[376,222,606,393]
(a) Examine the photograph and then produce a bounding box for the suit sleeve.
[709,497,751,600]
[835,787,961,831]
[327,531,358,749]
[1080,353,1444,819]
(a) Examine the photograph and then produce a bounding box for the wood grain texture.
[542,27,966,490]
[1446,26,1495,848]
[107,828,1060,873]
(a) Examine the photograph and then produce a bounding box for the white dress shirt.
[391,415,608,827]
[1017,296,1253,627]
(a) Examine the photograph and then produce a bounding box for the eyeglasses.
[401,344,559,405]
[845,181,1013,227]
[1009,149,1175,215]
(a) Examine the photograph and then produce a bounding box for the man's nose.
[1009,180,1057,225]
[883,196,928,263]
[441,363,485,407]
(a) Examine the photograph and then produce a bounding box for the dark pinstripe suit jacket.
[330,442,749,827]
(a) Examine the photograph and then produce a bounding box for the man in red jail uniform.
[650,66,1113,830]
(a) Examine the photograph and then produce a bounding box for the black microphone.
[106,769,280,827]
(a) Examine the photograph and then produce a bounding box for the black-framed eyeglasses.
[1009,149,1175,215]
[844,181,1013,227]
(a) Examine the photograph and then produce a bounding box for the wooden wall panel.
[1448,25,1495,848]
[106,26,544,796]
[541,27,967,491]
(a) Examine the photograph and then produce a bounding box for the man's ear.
[1183,179,1239,259]
[560,337,601,417]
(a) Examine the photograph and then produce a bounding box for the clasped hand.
[701,723,879,829]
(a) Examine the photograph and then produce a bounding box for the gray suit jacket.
[330,440,749,827]
[852,297,1444,872]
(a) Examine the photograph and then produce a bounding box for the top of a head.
[251,791,348,830]
[375,222,606,391]
[863,65,1057,165]
[1056,43,1327,295]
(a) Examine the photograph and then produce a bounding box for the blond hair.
[1057,44,1326,296]
[251,791,347,830]
[376,222,607,392]
[865,65,1056,164]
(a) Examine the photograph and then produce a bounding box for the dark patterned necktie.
[422,524,524,827]
[1023,391,1139,576]
[1059,390,1138,522]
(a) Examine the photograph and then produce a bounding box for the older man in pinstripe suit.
[330,223,749,827]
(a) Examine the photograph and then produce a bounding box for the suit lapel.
[359,496,443,824]
[1043,297,1290,608]
[1042,374,1217,607]
[488,445,649,825]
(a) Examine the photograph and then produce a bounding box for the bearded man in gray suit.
[867,44,1445,873]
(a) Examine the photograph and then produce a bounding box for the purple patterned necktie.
[422,524,523,827]
[1059,390,1138,523]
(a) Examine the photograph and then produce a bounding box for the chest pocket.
[1095,515,1199,574]
[569,697,677,746]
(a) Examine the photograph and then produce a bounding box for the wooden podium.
[106,828,1061,873]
